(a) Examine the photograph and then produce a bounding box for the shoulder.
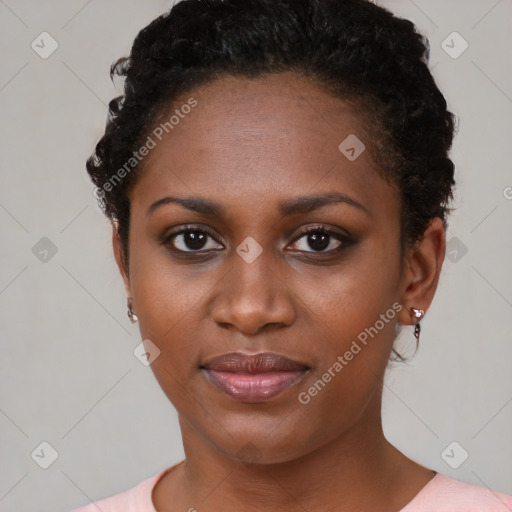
[402,473,512,512]
[69,470,164,512]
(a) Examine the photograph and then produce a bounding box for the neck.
[167,388,423,512]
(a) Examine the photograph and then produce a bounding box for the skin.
[112,71,446,511]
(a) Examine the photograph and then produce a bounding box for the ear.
[397,217,446,326]
[112,220,132,298]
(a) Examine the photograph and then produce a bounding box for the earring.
[127,297,138,323]
[411,307,424,345]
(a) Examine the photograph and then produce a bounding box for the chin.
[199,413,325,465]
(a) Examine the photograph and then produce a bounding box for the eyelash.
[161,224,353,257]
[287,225,352,256]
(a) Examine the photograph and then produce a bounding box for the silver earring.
[411,307,424,344]
[127,298,138,323]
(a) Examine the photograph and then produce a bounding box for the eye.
[288,226,350,253]
[162,224,352,255]
[163,226,223,253]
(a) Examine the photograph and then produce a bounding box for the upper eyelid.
[292,225,349,239]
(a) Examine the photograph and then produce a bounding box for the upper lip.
[201,352,309,373]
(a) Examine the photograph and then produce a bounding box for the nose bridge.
[233,241,274,293]
[229,241,278,306]
[211,241,295,333]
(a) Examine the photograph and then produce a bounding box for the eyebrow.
[278,192,369,216]
[146,192,369,217]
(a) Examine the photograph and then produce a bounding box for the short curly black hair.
[87,0,456,266]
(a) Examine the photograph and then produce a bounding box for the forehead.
[130,72,399,221]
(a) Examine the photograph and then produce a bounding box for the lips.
[201,352,309,402]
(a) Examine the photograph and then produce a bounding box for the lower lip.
[203,369,307,402]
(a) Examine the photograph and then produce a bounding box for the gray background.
[0,1,511,511]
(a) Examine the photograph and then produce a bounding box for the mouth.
[200,352,310,403]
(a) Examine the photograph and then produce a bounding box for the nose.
[211,250,296,335]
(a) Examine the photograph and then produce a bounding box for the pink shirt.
[71,462,512,511]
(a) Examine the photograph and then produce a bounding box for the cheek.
[289,247,402,411]
[297,271,400,373]
[129,236,210,334]
[291,281,399,446]
[129,256,211,408]
[127,242,198,373]
[295,243,401,343]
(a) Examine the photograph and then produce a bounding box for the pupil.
[308,232,329,251]
[185,231,206,250]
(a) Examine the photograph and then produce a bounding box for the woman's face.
[116,72,420,463]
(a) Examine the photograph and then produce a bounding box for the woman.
[72,0,512,510]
